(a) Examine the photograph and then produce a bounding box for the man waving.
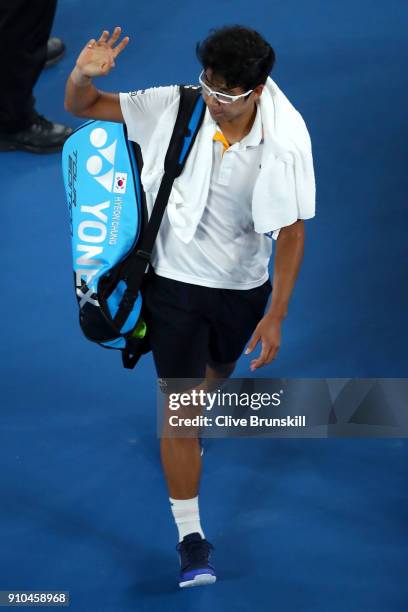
[65,25,315,588]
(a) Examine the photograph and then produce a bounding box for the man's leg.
[142,272,242,585]
[160,400,202,500]
[160,361,236,587]
[205,359,236,389]
[160,360,236,500]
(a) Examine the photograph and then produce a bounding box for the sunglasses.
[198,70,254,104]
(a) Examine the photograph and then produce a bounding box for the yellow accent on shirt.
[213,130,230,157]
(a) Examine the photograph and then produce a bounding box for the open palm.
[76,27,129,77]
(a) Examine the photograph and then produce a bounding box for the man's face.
[201,68,263,123]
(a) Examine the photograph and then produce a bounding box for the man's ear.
[253,84,265,100]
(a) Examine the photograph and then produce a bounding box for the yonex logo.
[75,127,118,308]
[86,127,117,192]
[75,125,128,308]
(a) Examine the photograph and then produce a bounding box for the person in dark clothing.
[0,0,72,153]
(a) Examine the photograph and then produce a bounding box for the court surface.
[1,1,407,610]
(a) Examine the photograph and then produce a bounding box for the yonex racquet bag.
[62,86,206,368]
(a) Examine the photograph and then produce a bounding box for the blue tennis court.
[1,0,407,610]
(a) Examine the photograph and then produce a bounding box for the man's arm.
[266,219,305,321]
[64,27,129,122]
[245,219,305,370]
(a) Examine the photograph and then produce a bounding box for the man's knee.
[206,359,236,379]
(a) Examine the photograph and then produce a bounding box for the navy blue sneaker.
[176,532,216,588]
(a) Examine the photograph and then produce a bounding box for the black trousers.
[0,0,57,132]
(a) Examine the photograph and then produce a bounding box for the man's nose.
[207,95,222,109]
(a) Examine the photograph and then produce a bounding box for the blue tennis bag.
[62,86,206,368]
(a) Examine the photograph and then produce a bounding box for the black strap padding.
[163,86,203,176]
[112,86,206,330]
[132,141,149,236]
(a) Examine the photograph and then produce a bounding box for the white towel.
[140,77,316,244]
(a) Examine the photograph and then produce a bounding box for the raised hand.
[76,27,129,78]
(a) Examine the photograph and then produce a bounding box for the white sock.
[169,495,205,542]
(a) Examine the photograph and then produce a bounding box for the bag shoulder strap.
[164,85,205,175]
[136,85,205,261]
[112,85,206,329]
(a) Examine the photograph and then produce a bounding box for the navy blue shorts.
[142,267,272,382]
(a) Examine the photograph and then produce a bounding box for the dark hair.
[196,25,276,91]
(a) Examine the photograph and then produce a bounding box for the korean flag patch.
[113,172,128,194]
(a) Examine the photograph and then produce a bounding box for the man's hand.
[75,27,129,80]
[244,314,282,371]
[243,219,305,372]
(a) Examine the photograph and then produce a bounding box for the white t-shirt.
[119,86,276,289]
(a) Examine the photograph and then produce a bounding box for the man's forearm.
[64,66,101,116]
[266,221,305,321]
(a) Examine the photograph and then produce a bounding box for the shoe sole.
[179,574,217,588]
